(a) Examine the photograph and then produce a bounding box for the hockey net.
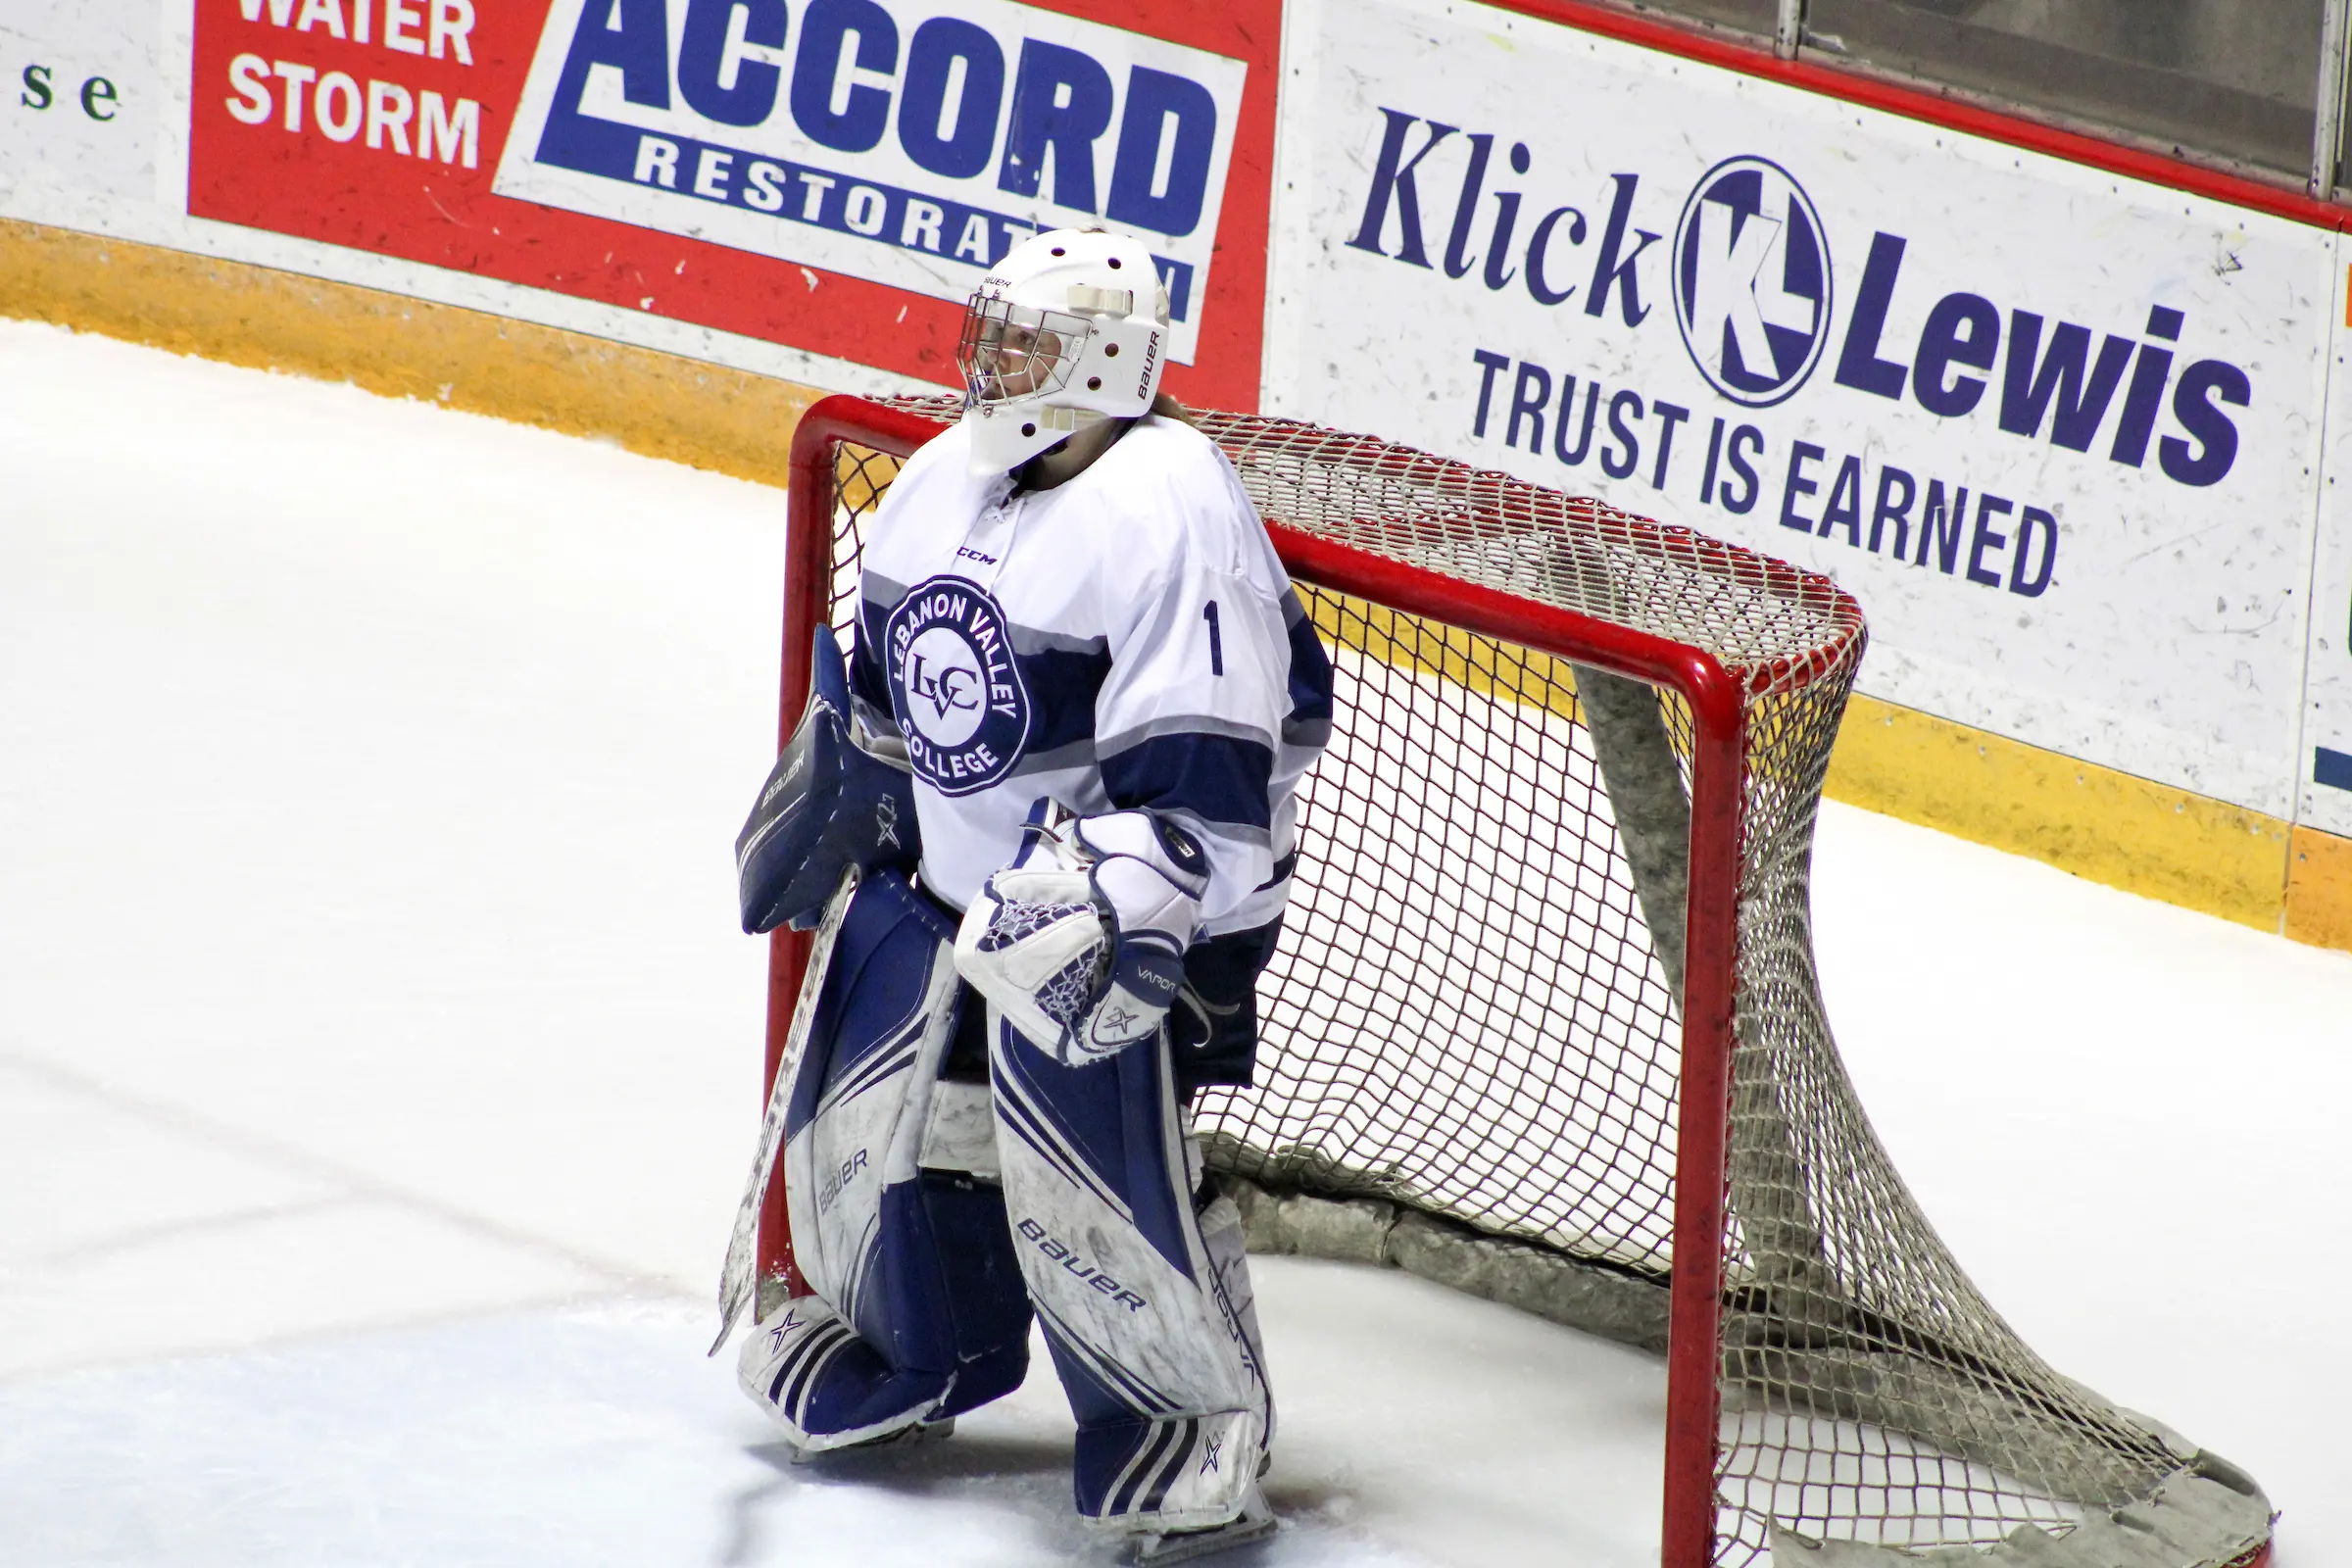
[761,395,2272,1568]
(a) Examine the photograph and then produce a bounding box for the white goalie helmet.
[955,227,1172,478]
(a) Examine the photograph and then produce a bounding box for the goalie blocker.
[735,629,919,936]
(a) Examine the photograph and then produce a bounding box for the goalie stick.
[710,867,859,1356]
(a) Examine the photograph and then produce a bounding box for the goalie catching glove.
[955,801,1210,1064]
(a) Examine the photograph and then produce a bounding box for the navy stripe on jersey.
[861,574,1112,662]
[1100,729,1275,833]
[851,615,895,724]
[1019,648,1114,754]
[858,583,1111,759]
[1281,591,1337,750]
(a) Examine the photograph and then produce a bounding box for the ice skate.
[787,1416,956,1465]
[1132,1488,1276,1564]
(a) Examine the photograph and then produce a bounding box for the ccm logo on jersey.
[1018,1218,1149,1311]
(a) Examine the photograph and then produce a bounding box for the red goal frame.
[759,393,1760,1568]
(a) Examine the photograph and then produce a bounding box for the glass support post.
[2314,0,2349,196]
[1775,0,1804,61]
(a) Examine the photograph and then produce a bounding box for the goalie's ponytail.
[1151,391,1198,427]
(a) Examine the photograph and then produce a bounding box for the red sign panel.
[189,0,1277,410]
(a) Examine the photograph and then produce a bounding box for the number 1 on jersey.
[1202,600,1224,676]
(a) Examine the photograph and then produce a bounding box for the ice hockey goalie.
[718,224,1335,1563]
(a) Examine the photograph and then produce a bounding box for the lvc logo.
[907,642,982,727]
[1671,157,1832,409]
[885,575,1030,796]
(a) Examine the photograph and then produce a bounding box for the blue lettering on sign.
[1107,69,1218,234]
[792,0,898,152]
[900,18,1004,178]
[528,0,1214,321]
[2316,746,2352,793]
[678,0,785,127]
[1826,238,2247,486]
[1348,108,2251,489]
[999,40,1114,211]
[1470,346,2059,598]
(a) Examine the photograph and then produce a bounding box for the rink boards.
[1,0,2348,946]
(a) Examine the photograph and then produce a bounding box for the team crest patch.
[885,575,1031,797]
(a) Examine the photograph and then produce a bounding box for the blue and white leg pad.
[989,1013,1273,1533]
[737,869,1031,1449]
[736,1293,928,1447]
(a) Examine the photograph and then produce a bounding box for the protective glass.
[956,296,1090,405]
[1803,0,2321,176]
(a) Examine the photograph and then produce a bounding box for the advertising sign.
[1267,0,2338,818]
[0,0,164,209]
[14,0,2352,873]
[184,0,1276,406]
[2307,332,2352,838]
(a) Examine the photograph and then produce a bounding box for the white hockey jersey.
[849,415,1333,938]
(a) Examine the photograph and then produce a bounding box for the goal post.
[754,393,2274,1568]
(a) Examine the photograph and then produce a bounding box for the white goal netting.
[801,398,2271,1568]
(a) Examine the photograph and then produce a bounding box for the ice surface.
[0,319,2343,1565]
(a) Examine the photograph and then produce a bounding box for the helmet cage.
[956,297,1094,408]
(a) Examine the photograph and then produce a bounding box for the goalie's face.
[957,295,1084,406]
